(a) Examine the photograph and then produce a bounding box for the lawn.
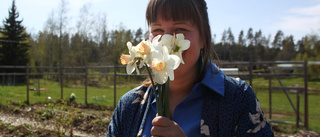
[0,76,319,132]
[248,77,320,132]
[255,90,320,132]
[0,78,140,107]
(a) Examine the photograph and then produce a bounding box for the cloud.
[278,15,319,32]
[290,4,320,16]
[271,4,320,39]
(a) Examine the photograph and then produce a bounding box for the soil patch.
[0,102,113,136]
[0,102,318,136]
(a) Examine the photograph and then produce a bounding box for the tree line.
[1,0,320,82]
[214,28,320,62]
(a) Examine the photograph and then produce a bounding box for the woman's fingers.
[152,116,173,127]
[151,116,186,137]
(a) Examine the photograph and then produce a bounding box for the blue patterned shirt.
[107,62,274,137]
[142,63,224,136]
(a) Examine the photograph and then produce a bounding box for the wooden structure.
[0,61,309,129]
[268,61,308,129]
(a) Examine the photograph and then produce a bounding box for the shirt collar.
[198,62,225,96]
[151,62,225,106]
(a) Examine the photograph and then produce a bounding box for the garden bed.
[0,101,319,137]
[0,101,113,137]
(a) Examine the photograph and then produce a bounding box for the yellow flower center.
[137,41,151,54]
[152,58,165,72]
[120,54,131,65]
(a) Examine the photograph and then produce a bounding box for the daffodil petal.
[129,46,137,59]
[135,65,140,75]
[176,51,185,64]
[152,35,162,43]
[141,53,152,67]
[139,61,144,69]
[145,39,152,46]
[151,36,161,51]
[154,71,168,84]
[178,40,190,51]
[166,68,174,80]
[153,43,163,52]
[167,55,181,69]
[152,52,163,62]
[162,46,170,61]
[176,34,184,42]
[161,34,173,51]
[126,61,136,74]
[127,42,133,49]
[161,34,173,44]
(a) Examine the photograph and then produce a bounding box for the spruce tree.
[0,0,30,82]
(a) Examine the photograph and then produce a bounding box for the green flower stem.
[145,63,170,119]
[145,64,162,116]
[164,79,170,119]
[145,64,161,116]
[145,64,157,95]
[158,84,163,116]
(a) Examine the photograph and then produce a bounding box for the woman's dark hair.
[146,0,219,80]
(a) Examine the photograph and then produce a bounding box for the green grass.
[248,77,320,132]
[255,91,320,132]
[0,76,319,132]
[251,77,320,90]
[0,77,142,107]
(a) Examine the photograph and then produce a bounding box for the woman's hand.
[151,116,186,137]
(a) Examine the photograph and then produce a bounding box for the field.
[0,76,319,136]
[253,77,320,134]
[0,77,140,106]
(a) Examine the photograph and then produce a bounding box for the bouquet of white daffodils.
[120,34,190,118]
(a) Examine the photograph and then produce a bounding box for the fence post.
[304,60,308,129]
[85,66,88,105]
[249,60,253,86]
[26,63,30,105]
[13,72,15,86]
[296,92,300,128]
[114,64,117,108]
[60,66,63,99]
[1,72,4,87]
[268,64,272,120]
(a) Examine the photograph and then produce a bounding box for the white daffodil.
[120,33,190,119]
[171,34,190,64]
[136,40,154,68]
[121,33,189,80]
[120,54,131,65]
[122,42,141,74]
[151,46,181,84]
[136,40,151,55]
[141,35,161,67]
[150,35,162,53]
[160,34,174,52]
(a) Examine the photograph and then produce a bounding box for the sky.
[1,0,320,43]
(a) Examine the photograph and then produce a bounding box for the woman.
[107,0,274,136]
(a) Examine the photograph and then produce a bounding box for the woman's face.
[150,16,204,79]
